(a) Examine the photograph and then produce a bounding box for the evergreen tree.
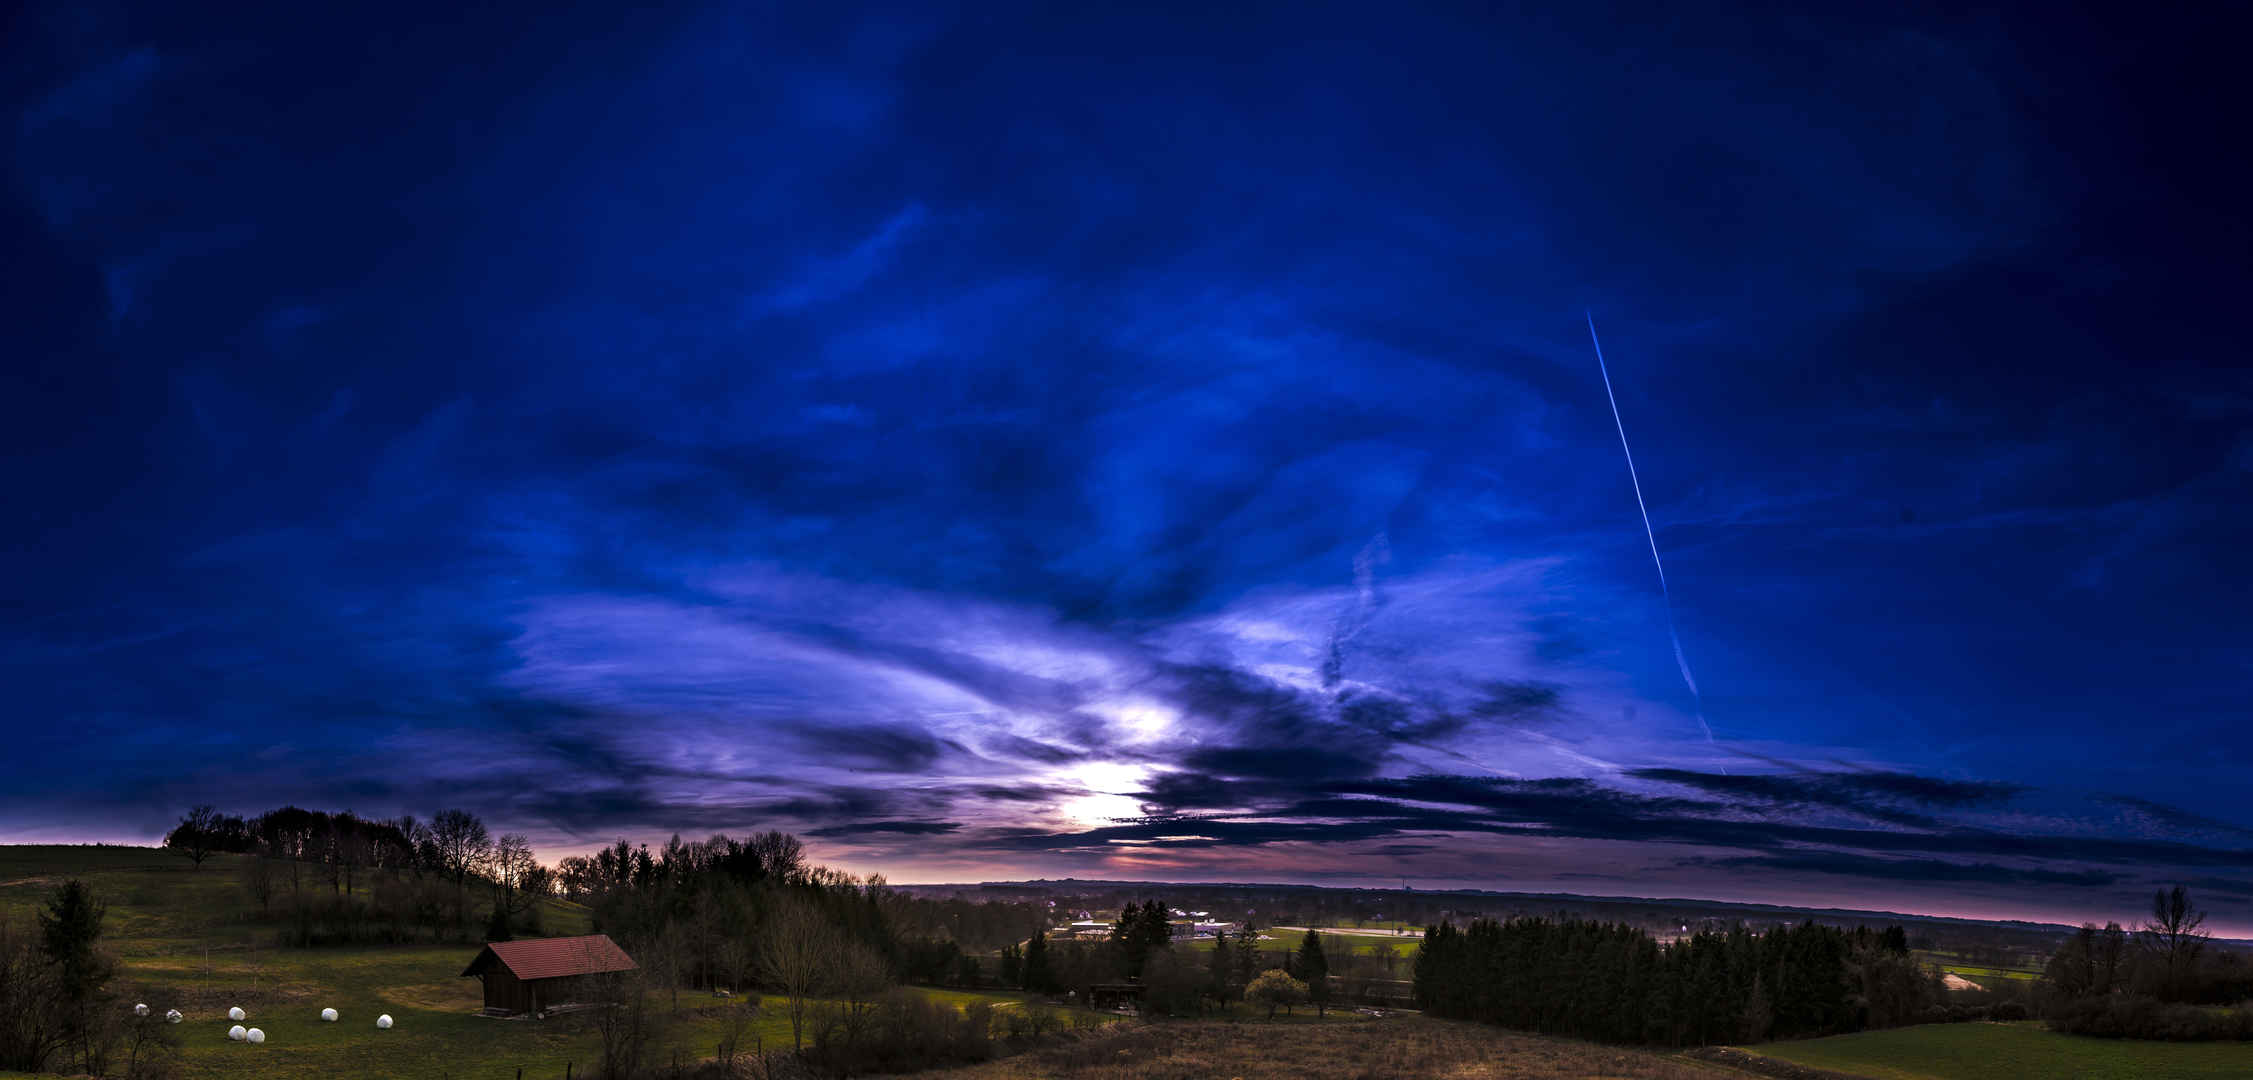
[1295,929,1331,1017]
[1021,931,1054,993]
[38,880,110,1004]
[38,879,115,1074]
[1234,926,1260,991]
[1741,972,1773,1042]
[1110,900,1172,978]
[1208,930,1236,1005]
[1410,914,1890,1048]
[999,943,1023,988]
[483,902,513,942]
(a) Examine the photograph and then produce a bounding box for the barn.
[459,934,639,1017]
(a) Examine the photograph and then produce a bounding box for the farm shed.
[459,934,638,1017]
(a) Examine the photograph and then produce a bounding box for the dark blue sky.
[7,2,2250,931]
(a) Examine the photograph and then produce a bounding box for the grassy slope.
[920,1015,1742,1079]
[1742,1022,2253,1080]
[0,844,597,952]
[0,846,1050,1080]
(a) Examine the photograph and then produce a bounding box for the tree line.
[163,802,1056,966]
[165,803,548,945]
[1413,916,1940,1047]
[2033,887,2253,1040]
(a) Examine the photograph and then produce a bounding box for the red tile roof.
[460,934,638,981]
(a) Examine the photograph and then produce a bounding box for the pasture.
[1740,1020,2253,1080]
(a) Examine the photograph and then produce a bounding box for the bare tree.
[332,813,372,897]
[490,834,537,916]
[713,994,761,1074]
[2094,921,2126,995]
[0,916,72,1070]
[717,933,752,997]
[2143,885,2208,999]
[644,922,688,1013]
[758,897,838,1052]
[821,939,890,1057]
[165,806,222,869]
[520,863,554,903]
[750,831,806,884]
[429,810,492,923]
[119,1004,180,1080]
[588,963,654,1080]
[238,854,274,914]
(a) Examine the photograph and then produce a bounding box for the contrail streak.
[1586,311,1720,758]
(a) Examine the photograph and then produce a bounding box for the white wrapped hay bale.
[134,1003,149,1016]
[321,1007,338,1022]
[376,1013,394,1030]
[165,1009,183,1024]
[228,1025,246,1041]
[246,1027,265,1045]
[228,1006,246,1021]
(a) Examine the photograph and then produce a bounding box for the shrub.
[1247,969,1308,1019]
[805,988,999,1074]
[2044,995,2253,1041]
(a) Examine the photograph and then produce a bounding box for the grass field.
[1740,1021,2253,1079]
[1913,949,2042,986]
[919,1014,1741,1079]
[1938,964,2037,983]
[0,845,1082,1079]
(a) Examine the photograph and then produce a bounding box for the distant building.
[1161,919,1238,940]
[1087,983,1143,1011]
[460,934,637,1017]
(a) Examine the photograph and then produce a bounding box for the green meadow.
[1911,948,2043,986]
[1741,1021,2253,1080]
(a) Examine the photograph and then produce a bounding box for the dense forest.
[1412,916,1942,1047]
